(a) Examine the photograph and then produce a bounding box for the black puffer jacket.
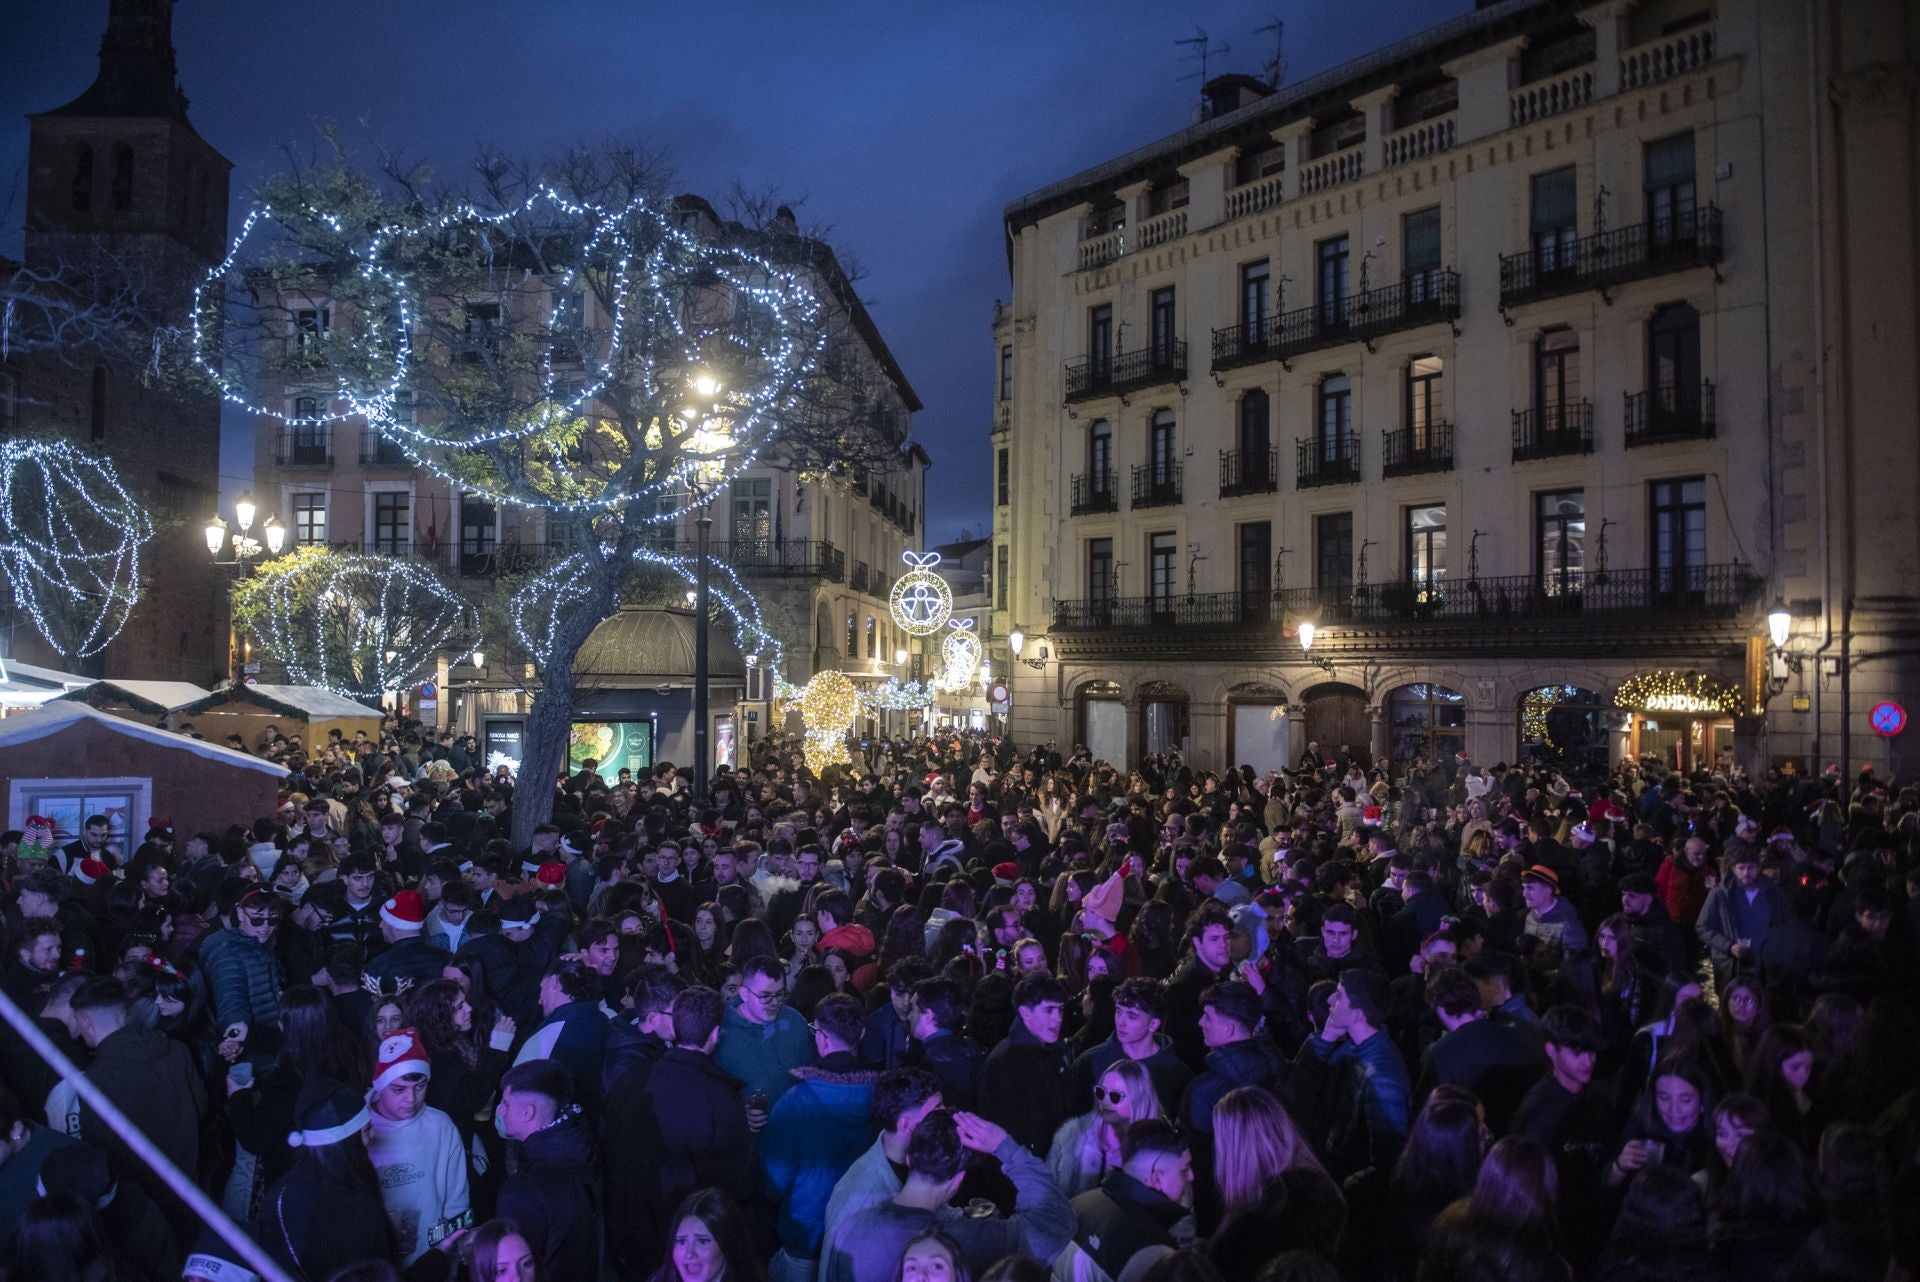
[1066,1168,1188,1281]
[499,1109,600,1282]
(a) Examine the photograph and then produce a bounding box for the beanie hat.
[74,858,111,885]
[1082,869,1126,926]
[379,890,424,933]
[559,832,586,857]
[371,1028,432,1093]
[536,861,568,887]
[38,1142,116,1209]
[287,1078,371,1148]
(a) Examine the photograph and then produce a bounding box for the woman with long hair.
[649,1187,765,1282]
[1710,1130,1819,1282]
[1383,1089,1488,1282]
[1592,1165,1722,1282]
[1207,1086,1344,1275]
[1609,1058,1714,1186]
[1720,976,1770,1066]
[1047,1058,1163,1197]
[689,902,728,978]
[1700,1093,1769,1204]
[1741,1024,1817,1144]
[726,918,778,970]
[895,1228,972,1282]
[464,1216,542,1282]
[6,1191,134,1282]
[1459,1135,1558,1242]
[229,984,371,1190]
[403,978,512,1148]
[1129,899,1179,980]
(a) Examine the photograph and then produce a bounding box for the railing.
[1500,206,1722,307]
[1383,114,1457,168]
[1382,423,1455,477]
[1512,401,1594,461]
[1071,470,1119,516]
[1078,229,1126,272]
[1297,433,1361,488]
[1300,144,1364,196]
[1510,67,1594,126]
[1135,207,1188,250]
[1219,447,1279,498]
[1625,380,1716,447]
[1226,173,1286,222]
[648,538,847,580]
[851,561,870,593]
[359,430,408,466]
[1212,271,1458,372]
[1131,463,1182,509]
[1621,25,1714,90]
[1064,341,1187,403]
[1053,591,1274,632]
[275,430,332,466]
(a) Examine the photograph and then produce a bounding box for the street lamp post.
[205,491,286,682]
[694,509,713,799]
[683,373,729,802]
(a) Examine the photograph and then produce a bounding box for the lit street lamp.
[205,491,285,565]
[682,372,731,801]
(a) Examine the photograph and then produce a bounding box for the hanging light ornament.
[888,550,952,637]
[0,439,154,659]
[938,618,981,693]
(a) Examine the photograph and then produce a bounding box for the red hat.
[74,858,110,885]
[536,861,568,887]
[1361,806,1382,827]
[379,890,425,933]
[146,816,172,831]
[371,1028,432,1093]
[1521,865,1561,893]
[25,815,55,829]
[991,862,1018,884]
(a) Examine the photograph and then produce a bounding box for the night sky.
[2,0,1467,544]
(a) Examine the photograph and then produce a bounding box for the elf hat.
[1082,870,1125,925]
[379,890,425,933]
[371,1028,432,1093]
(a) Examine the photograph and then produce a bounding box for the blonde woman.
[1209,1086,1346,1254]
[1047,1058,1162,1197]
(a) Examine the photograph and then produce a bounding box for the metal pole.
[694,511,712,801]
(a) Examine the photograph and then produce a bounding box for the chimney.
[1201,73,1275,120]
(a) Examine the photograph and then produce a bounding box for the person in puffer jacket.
[200,888,288,1033]
[760,995,879,1282]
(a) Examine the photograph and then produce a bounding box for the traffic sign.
[419,680,437,701]
[990,682,1009,705]
[1870,701,1906,738]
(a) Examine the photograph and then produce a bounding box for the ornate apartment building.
[992,0,1920,781]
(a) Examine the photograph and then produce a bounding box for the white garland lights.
[252,552,479,698]
[0,439,154,659]
[938,618,981,693]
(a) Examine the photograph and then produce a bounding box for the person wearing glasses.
[716,955,815,1119]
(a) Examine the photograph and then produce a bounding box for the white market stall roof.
[54,680,211,716]
[0,658,92,709]
[173,684,383,721]
[0,702,288,777]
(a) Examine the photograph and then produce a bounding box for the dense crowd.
[2,717,1919,1282]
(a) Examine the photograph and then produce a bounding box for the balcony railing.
[1510,67,1594,126]
[1297,433,1361,488]
[1382,423,1455,477]
[1050,563,1761,634]
[1065,342,1188,403]
[1131,463,1182,509]
[1078,229,1126,272]
[1300,144,1364,196]
[1499,206,1723,308]
[1212,270,1459,372]
[1512,402,1594,461]
[1625,380,1716,447]
[359,430,408,466]
[276,430,332,466]
[1382,113,1456,168]
[1136,207,1188,250]
[664,538,847,580]
[1621,25,1714,90]
[1226,173,1286,222]
[1071,470,1119,516]
[1219,447,1279,498]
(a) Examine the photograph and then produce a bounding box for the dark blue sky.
[3,0,1466,544]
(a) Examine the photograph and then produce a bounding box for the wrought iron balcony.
[1070,470,1118,516]
[1625,380,1716,447]
[1499,206,1722,310]
[851,561,871,593]
[359,430,408,466]
[1064,341,1187,403]
[1131,463,1182,509]
[275,429,332,467]
[1382,423,1455,477]
[1219,447,1279,497]
[1512,402,1593,461]
[1297,433,1361,488]
[657,538,846,580]
[1052,591,1275,632]
[1211,270,1459,373]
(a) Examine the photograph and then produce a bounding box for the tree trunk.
[509,583,618,850]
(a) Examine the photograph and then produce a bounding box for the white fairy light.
[0,439,153,659]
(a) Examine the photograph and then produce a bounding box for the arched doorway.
[1388,683,1467,768]
[1520,685,1609,776]
[1227,683,1290,777]
[1301,682,1369,768]
[1076,680,1125,766]
[1138,680,1190,761]
[1616,670,1742,774]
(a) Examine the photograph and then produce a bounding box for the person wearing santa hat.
[367,1029,470,1265]
[362,891,451,997]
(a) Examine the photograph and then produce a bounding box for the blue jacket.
[859,1001,912,1071]
[760,1053,879,1256]
[516,1001,610,1118]
[716,1001,815,1106]
[1308,1027,1412,1180]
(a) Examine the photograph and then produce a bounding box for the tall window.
[1150,287,1177,362]
[846,613,857,659]
[1148,533,1177,608]
[1238,522,1272,596]
[1404,207,1442,300]
[1649,477,1707,592]
[372,491,410,555]
[999,344,1013,401]
[866,616,877,659]
[996,449,1010,507]
[1316,512,1354,589]
[1530,167,1577,273]
[293,306,329,363]
[89,365,107,441]
[1088,304,1113,375]
[290,395,327,459]
[1088,420,1113,489]
[1318,374,1351,458]
[1406,355,1443,446]
[1087,538,1114,604]
[71,144,93,213]
[1535,329,1581,428]
[1647,303,1701,416]
[996,543,1009,609]
[1644,132,1696,242]
[1536,490,1585,596]
[291,493,327,546]
[460,495,496,569]
[1149,410,1176,485]
[1239,389,1270,462]
[730,477,771,550]
[1406,505,1446,598]
[1316,235,1350,327]
[110,145,134,212]
[1239,260,1269,338]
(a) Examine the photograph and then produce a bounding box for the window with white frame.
[9,777,149,863]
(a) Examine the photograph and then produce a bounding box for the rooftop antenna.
[1176,26,1231,104]
[1253,16,1287,90]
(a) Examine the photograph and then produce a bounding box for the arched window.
[71,144,94,213]
[1519,685,1608,775]
[110,145,134,211]
[1388,683,1466,766]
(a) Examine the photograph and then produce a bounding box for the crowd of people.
[1,717,1919,1282]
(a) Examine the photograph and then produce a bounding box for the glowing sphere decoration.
[889,550,953,637]
[939,618,981,693]
[800,669,860,736]
[0,440,154,659]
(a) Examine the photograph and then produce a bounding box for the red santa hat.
[370,1028,432,1093]
[74,858,111,885]
[379,890,425,933]
[536,861,568,887]
[1361,805,1383,827]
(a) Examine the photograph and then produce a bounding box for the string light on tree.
[0,439,154,659]
[888,550,952,637]
[938,618,981,693]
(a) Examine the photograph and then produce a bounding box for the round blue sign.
[419,681,437,701]
[1870,701,1906,737]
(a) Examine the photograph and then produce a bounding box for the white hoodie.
[368,1104,470,1264]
